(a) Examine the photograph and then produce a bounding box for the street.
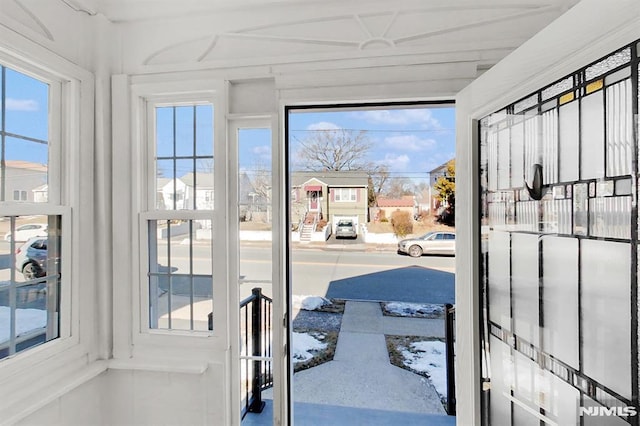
[0,239,456,305]
[239,244,455,303]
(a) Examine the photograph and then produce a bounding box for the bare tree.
[248,160,272,204]
[385,177,413,198]
[296,129,370,171]
[367,164,389,206]
[295,128,394,207]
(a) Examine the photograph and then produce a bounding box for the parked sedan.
[14,237,48,280]
[4,223,48,242]
[397,231,455,257]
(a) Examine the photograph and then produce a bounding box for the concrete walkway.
[291,301,447,415]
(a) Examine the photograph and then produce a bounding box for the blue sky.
[4,66,455,185]
[287,107,455,182]
[235,107,456,189]
[2,67,49,165]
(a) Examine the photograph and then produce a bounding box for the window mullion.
[1,66,5,202]
[172,107,177,211]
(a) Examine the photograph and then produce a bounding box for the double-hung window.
[144,100,215,332]
[334,187,357,202]
[0,62,65,360]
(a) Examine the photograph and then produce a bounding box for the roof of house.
[291,171,368,187]
[5,160,48,172]
[377,195,415,207]
[156,177,172,188]
[180,172,214,188]
[429,160,453,175]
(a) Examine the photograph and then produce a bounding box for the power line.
[290,128,454,133]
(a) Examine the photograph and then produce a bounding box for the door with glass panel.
[479,43,639,425]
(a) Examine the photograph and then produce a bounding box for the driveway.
[326,234,362,244]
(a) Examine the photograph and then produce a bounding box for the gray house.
[3,160,47,203]
[291,171,369,230]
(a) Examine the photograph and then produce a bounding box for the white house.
[158,173,214,211]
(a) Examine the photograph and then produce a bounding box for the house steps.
[300,223,315,242]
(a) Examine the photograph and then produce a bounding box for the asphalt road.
[240,245,455,304]
[0,240,456,305]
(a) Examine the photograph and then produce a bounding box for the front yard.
[366,218,454,237]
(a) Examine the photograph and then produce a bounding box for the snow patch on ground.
[292,332,327,363]
[384,302,445,318]
[401,340,447,399]
[292,295,331,311]
[0,307,47,344]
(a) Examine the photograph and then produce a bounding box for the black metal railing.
[240,287,273,419]
[445,303,456,415]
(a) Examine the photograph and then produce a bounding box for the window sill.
[108,358,209,375]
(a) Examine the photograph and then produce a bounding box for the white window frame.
[334,187,357,202]
[0,26,93,406]
[125,78,229,353]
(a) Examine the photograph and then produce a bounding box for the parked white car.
[4,223,48,242]
[397,231,456,257]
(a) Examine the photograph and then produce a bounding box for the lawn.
[366,216,454,236]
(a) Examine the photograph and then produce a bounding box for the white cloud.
[251,145,271,155]
[377,153,411,171]
[306,121,341,131]
[6,98,39,112]
[352,109,441,128]
[384,134,436,152]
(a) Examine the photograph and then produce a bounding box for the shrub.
[317,219,328,230]
[380,217,389,223]
[391,210,413,237]
[437,206,455,226]
[415,210,429,222]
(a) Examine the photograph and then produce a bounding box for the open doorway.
[285,103,457,424]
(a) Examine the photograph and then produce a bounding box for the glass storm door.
[479,42,639,426]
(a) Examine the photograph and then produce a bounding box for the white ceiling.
[65,0,579,25]
[53,0,581,80]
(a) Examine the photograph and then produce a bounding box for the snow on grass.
[401,340,447,399]
[384,302,445,318]
[292,332,327,363]
[0,306,47,344]
[292,295,330,311]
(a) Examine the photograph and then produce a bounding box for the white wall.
[16,367,226,426]
[455,1,640,424]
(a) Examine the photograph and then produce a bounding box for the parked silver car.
[397,231,455,257]
[14,237,48,280]
[335,220,357,239]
